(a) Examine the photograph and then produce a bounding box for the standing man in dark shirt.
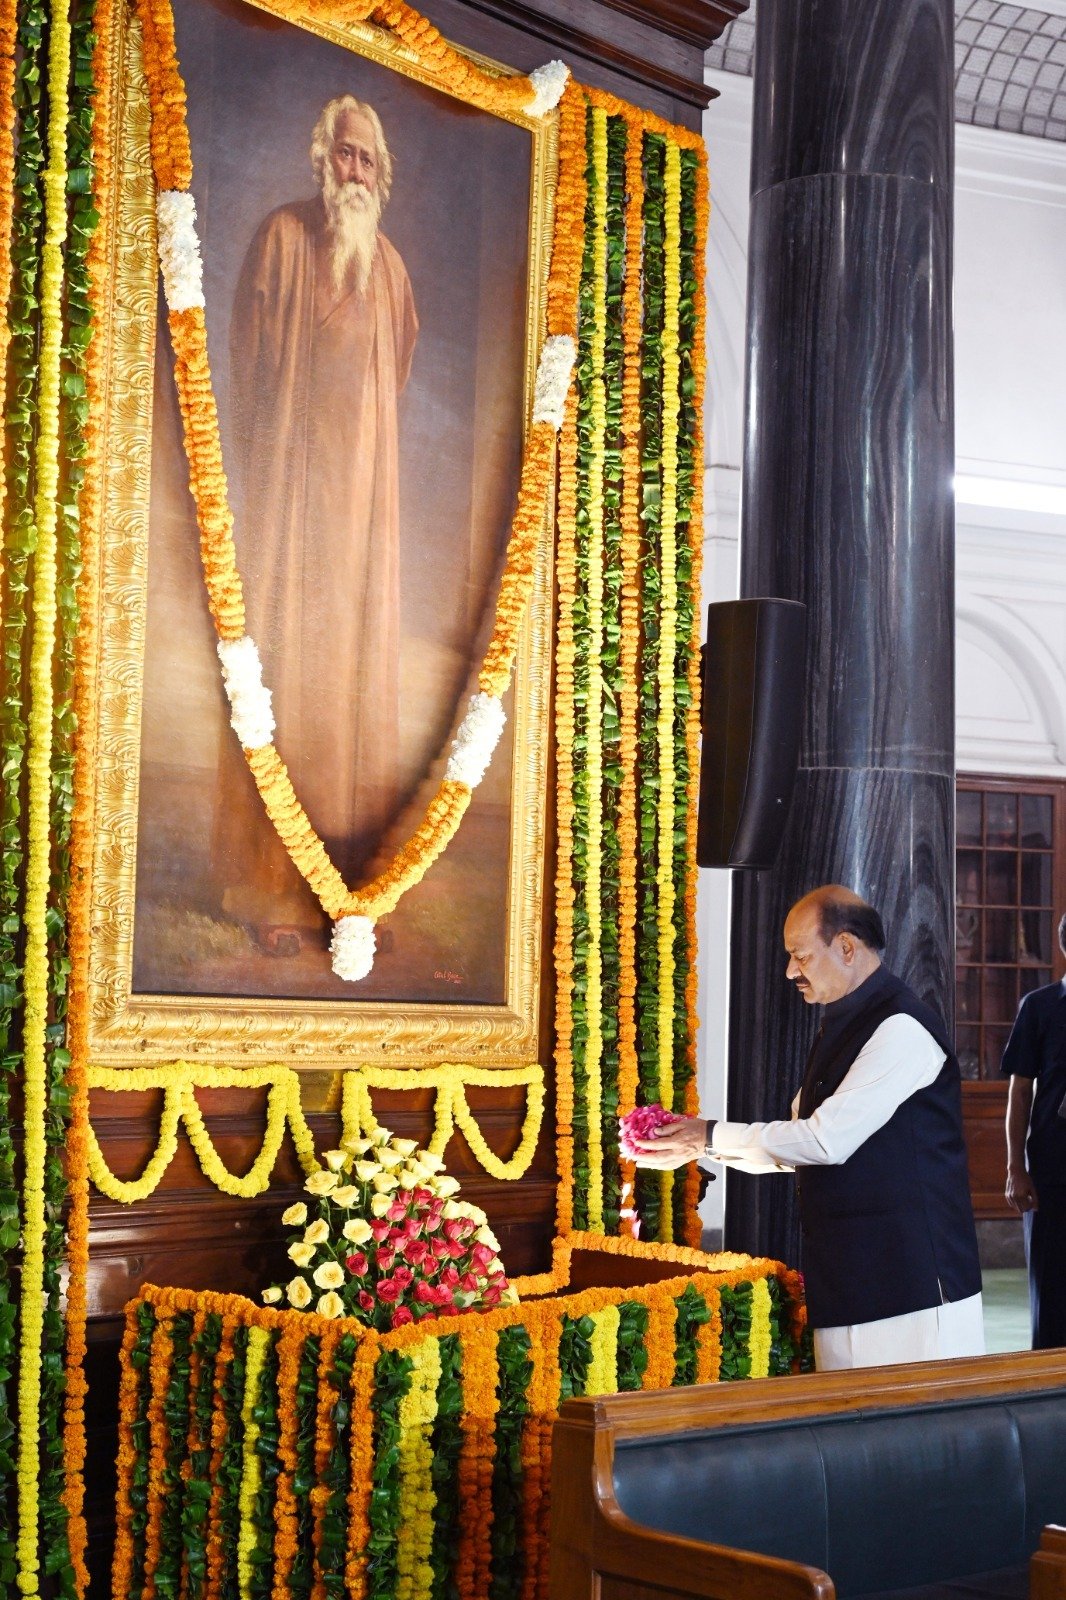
[1003,913,1066,1350]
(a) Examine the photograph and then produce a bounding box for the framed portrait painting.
[84,0,557,1064]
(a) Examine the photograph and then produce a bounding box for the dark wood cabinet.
[957,774,1066,1217]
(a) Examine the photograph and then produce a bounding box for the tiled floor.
[982,1267,1031,1354]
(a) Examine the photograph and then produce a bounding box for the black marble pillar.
[725,0,956,1265]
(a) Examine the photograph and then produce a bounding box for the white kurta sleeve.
[707,1013,947,1171]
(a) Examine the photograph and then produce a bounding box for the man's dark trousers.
[1025,1186,1066,1349]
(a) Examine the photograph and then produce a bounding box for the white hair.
[310,95,393,207]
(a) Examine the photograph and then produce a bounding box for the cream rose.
[281,1202,308,1227]
[286,1277,312,1309]
[342,1218,373,1244]
[304,1219,330,1246]
[316,1291,344,1319]
[322,1149,349,1173]
[392,1138,418,1157]
[313,1261,346,1290]
[370,1192,393,1218]
[305,1170,338,1196]
[342,1136,374,1156]
[332,1185,360,1208]
[434,1177,461,1198]
[372,1172,399,1193]
[396,1168,418,1189]
[261,1286,282,1305]
[354,1161,379,1183]
[288,1242,316,1268]
[376,1147,404,1170]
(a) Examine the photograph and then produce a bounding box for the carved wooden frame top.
[84,0,558,1067]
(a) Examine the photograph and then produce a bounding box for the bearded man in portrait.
[214,94,419,954]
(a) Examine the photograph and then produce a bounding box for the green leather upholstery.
[611,1389,1066,1599]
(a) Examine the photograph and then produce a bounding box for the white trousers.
[813,1292,986,1372]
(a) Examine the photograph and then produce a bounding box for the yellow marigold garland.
[582,105,610,1233]
[84,1061,544,1202]
[16,1,72,1590]
[585,1303,620,1396]
[653,141,685,1244]
[749,1277,773,1380]
[237,1325,273,1600]
[550,85,589,1238]
[615,119,645,1233]
[677,148,711,1246]
[395,1336,441,1600]
[0,0,19,549]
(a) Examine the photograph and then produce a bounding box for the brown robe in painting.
[216,198,418,933]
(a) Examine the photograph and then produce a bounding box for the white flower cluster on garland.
[445,692,506,788]
[330,915,377,983]
[526,60,570,117]
[217,636,275,749]
[532,333,577,431]
[156,190,205,313]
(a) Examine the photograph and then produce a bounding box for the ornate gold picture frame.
[84,0,557,1065]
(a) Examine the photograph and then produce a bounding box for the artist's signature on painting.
[434,969,464,987]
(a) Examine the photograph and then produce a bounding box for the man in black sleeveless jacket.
[629,885,984,1370]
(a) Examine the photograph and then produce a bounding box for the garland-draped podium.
[113,1251,804,1600]
[0,0,759,1594]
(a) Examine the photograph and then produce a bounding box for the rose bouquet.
[261,1126,517,1330]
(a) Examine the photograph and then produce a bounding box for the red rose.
[387,1201,407,1222]
[391,1306,414,1328]
[346,1253,368,1276]
[431,1236,450,1258]
[483,1284,503,1306]
[423,1213,443,1233]
[459,1272,479,1293]
[358,1290,374,1312]
[471,1243,495,1270]
[376,1251,395,1273]
[393,1265,413,1289]
[376,1278,400,1303]
[370,1220,391,1242]
[443,1219,464,1242]
[433,1284,455,1307]
[404,1239,429,1267]
[440,1265,460,1288]
[414,1188,433,1205]
[414,1282,436,1305]
[447,1240,466,1260]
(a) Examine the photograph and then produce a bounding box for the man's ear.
[838,933,855,965]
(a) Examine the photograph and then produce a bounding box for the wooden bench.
[550,1349,1066,1600]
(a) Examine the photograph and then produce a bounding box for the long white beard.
[321,171,382,296]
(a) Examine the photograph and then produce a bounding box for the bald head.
[783,885,885,1006]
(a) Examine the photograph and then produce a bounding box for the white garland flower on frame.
[217,636,275,749]
[156,190,205,312]
[532,333,577,430]
[330,915,377,982]
[445,693,506,788]
[526,60,570,117]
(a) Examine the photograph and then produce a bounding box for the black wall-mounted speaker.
[697,598,807,870]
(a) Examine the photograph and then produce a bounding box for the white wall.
[695,69,1066,1239]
